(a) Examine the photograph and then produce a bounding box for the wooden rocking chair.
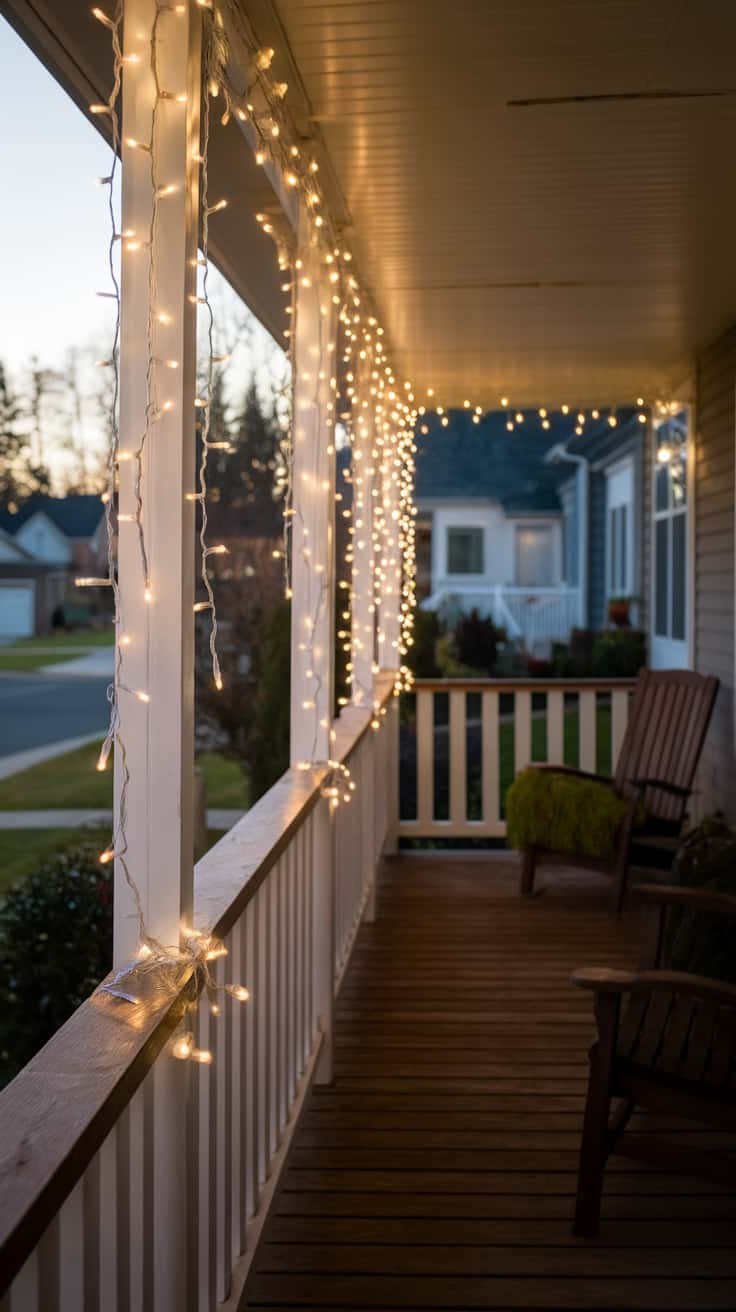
[572,882,736,1236]
[520,668,719,915]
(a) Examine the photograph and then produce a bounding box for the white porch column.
[114,8,201,1309]
[114,0,200,965]
[378,439,402,671]
[350,358,375,706]
[290,215,337,1083]
[289,220,337,764]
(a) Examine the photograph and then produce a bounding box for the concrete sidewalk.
[38,649,115,679]
[0,809,245,830]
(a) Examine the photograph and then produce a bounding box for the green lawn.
[0,742,249,811]
[497,704,612,805]
[5,630,115,650]
[0,828,110,894]
[0,828,228,896]
[0,629,114,672]
[422,698,613,825]
[0,650,86,673]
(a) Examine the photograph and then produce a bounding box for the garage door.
[0,585,34,637]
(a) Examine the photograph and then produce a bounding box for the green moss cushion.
[506,768,630,861]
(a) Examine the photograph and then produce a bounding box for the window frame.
[650,405,692,669]
[445,524,485,577]
[604,456,635,601]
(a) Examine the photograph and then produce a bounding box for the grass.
[4,630,115,650]
[0,741,250,811]
[0,629,114,672]
[419,698,614,826]
[0,650,85,672]
[0,828,109,894]
[0,828,228,896]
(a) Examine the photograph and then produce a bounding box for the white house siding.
[694,325,736,822]
[423,501,563,594]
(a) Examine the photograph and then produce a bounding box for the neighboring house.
[415,406,677,657]
[415,410,575,650]
[546,408,648,634]
[548,404,691,672]
[0,494,106,637]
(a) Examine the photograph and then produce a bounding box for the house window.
[609,503,628,593]
[447,526,483,574]
[515,526,553,586]
[605,460,634,598]
[653,411,688,649]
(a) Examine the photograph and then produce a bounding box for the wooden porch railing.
[0,675,397,1311]
[398,678,636,841]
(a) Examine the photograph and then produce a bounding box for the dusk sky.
[0,15,284,481]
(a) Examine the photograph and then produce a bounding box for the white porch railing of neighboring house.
[0,678,399,1312]
[422,584,581,651]
[398,677,635,841]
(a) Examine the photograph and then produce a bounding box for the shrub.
[591,628,646,678]
[667,816,736,983]
[454,609,505,674]
[0,844,113,1086]
[406,608,443,677]
[248,598,291,801]
[552,628,594,677]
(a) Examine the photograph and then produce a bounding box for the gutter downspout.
[545,443,590,629]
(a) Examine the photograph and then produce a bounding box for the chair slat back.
[614,669,719,823]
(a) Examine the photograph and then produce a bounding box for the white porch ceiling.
[268,0,736,407]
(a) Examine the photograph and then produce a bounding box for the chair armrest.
[572,965,736,1007]
[571,968,637,993]
[635,884,736,920]
[627,777,692,799]
[636,970,736,1006]
[533,764,614,786]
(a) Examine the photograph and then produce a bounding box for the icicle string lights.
[194,13,229,693]
[86,1,249,1058]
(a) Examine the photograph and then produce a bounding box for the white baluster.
[579,690,597,772]
[416,690,434,826]
[514,690,532,775]
[449,689,467,827]
[547,690,565,765]
[481,690,500,832]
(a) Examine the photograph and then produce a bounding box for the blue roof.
[415,410,570,512]
[0,494,104,539]
[414,408,641,510]
[564,408,640,463]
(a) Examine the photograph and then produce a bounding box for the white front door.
[651,409,689,668]
[515,526,553,586]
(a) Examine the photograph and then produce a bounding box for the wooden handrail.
[408,677,638,693]
[0,671,396,1292]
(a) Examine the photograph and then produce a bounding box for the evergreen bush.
[591,628,646,677]
[0,844,113,1086]
[454,609,505,674]
[667,816,736,982]
[248,598,291,801]
[406,608,443,677]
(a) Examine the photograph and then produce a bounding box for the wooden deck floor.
[243,856,736,1311]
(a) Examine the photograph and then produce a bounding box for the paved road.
[0,674,110,758]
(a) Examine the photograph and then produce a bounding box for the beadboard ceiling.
[264,0,736,407]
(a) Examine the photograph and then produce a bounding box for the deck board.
[243,857,736,1310]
